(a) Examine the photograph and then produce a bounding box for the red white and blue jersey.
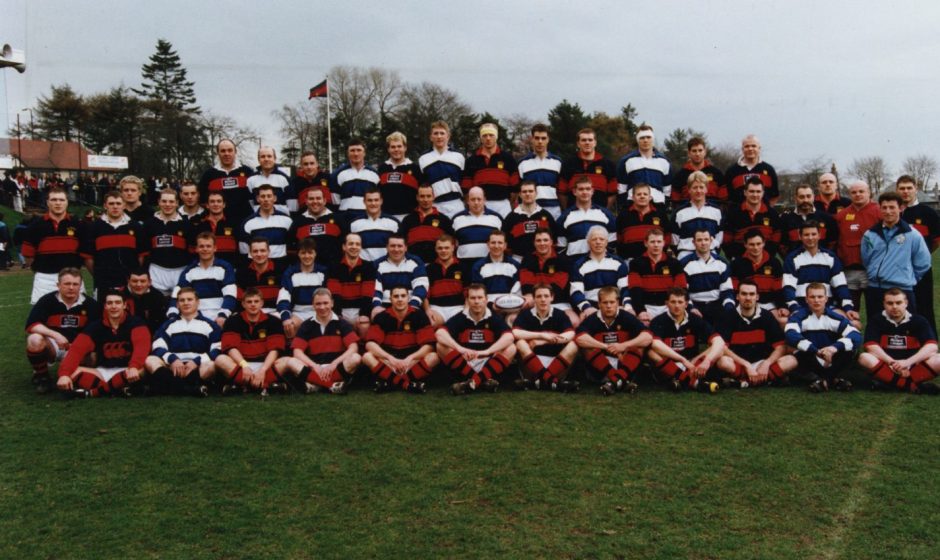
[556,205,617,259]
[785,307,861,354]
[141,213,192,269]
[347,213,401,262]
[152,313,223,365]
[650,311,720,360]
[782,248,853,312]
[441,309,511,352]
[221,311,286,361]
[560,154,618,207]
[717,307,785,363]
[277,263,328,320]
[330,163,380,215]
[519,252,571,305]
[198,164,255,225]
[427,259,467,309]
[292,314,358,364]
[81,215,141,290]
[462,148,518,202]
[419,149,465,209]
[864,311,937,360]
[576,309,649,346]
[399,208,453,265]
[26,292,100,342]
[452,209,503,262]
[517,153,564,216]
[616,150,671,205]
[501,206,556,259]
[513,307,574,357]
[289,209,345,265]
[21,213,84,273]
[615,203,671,261]
[171,259,238,320]
[238,210,293,262]
[471,256,521,303]
[570,254,631,311]
[372,254,429,309]
[725,160,779,204]
[59,314,150,376]
[366,306,436,359]
[247,167,293,214]
[377,159,422,216]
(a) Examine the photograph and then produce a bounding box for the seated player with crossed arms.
[575,285,652,396]
[215,288,290,396]
[436,283,516,396]
[56,289,150,398]
[512,283,580,392]
[363,285,438,394]
[857,288,939,394]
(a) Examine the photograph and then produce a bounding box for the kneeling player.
[512,283,579,392]
[215,288,290,395]
[436,283,516,395]
[281,288,361,395]
[25,267,100,393]
[56,289,150,398]
[784,282,862,392]
[575,285,652,395]
[858,288,940,394]
[145,288,222,396]
[363,285,438,394]
[647,288,726,393]
[715,281,797,387]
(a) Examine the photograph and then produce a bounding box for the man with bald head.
[725,134,779,205]
[835,180,881,311]
[247,146,292,214]
[815,172,850,215]
[198,138,256,225]
[452,186,503,265]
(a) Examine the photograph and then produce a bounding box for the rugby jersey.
[462,148,519,202]
[782,248,853,312]
[672,202,723,256]
[82,214,141,290]
[627,254,687,314]
[570,254,631,311]
[238,210,293,262]
[650,311,719,360]
[616,203,671,260]
[221,311,286,361]
[864,311,937,360]
[21,213,84,273]
[512,307,574,357]
[780,210,839,254]
[419,149,465,210]
[25,291,100,342]
[291,171,335,210]
[556,204,617,258]
[576,309,649,345]
[426,259,467,309]
[501,205,556,259]
[197,164,255,225]
[784,307,861,354]
[326,256,378,315]
[377,159,422,216]
[277,263,328,320]
[59,314,150,376]
[471,256,522,303]
[141,213,192,269]
[289,209,344,265]
[347,214,400,262]
[192,215,240,266]
[452,209,503,262]
[730,251,785,309]
[723,202,782,259]
[292,313,358,363]
[171,259,238,320]
[152,313,222,365]
[399,208,453,265]
[519,251,571,305]
[560,153,618,207]
[330,163,380,215]
[441,309,511,352]
[372,254,429,308]
[716,306,785,363]
[616,150,671,205]
[679,252,735,310]
[671,161,726,205]
[366,306,436,359]
[517,153,563,215]
[235,260,282,311]
[247,167,292,214]
[725,160,779,204]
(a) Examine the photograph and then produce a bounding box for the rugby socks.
[27,349,49,379]
[520,353,544,380]
[586,350,629,383]
[655,359,694,388]
[72,371,104,397]
[443,350,475,380]
[867,360,914,391]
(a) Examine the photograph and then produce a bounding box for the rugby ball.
[493,294,525,312]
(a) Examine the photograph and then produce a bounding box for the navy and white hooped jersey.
[784,307,861,354]
[471,256,521,303]
[452,209,503,262]
[782,247,853,312]
[570,254,631,311]
[238,210,293,260]
[347,214,401,262]
[864,311,937,360]
[672,202,723,256]
[277,263,328,320]
[152,313,222,365]
[372,254,429,309]
[247,167,292,214]
[517,153,563,212]
[679,252,734,309]
[419,149,464,206]
[616,150,671,205]
[330,163,380,214]
[556,205,617,258]
[171,259,238,320]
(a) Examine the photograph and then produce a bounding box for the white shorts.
[485,199,511,218]
[341,308,364,326]
[94,367,126,382]
[31,272,61,305]
[844,269,868,291]
[200,306,223,322]
[536,355,554,368]
[431,305,462,323]
[150,264,186,296]
[293,308,316,322]
[468,356,488,373]
[436,198,466,219]
[644,305,667,320]
[46,337,68,362]
[552,302,573,312]
[544,206,562,221]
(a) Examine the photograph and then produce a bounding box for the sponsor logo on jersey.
[887,335,907,349]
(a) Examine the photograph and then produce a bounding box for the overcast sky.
[2,0,939,176]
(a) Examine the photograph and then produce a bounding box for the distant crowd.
[18,121,940,398]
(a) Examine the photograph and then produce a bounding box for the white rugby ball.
[493,294,525,311]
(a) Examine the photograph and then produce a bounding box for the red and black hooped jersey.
[462,148,519,201]
[730,251,785,309]
[427,259,466,308]
[193,215,240,266]
[723,202,782,259]
[221,311,286,361]
[716,307,785,363]
[649,312,719,360]
[399,209,454,265]
[290,210,345,264]
[576,310,649,346]
[377,160,422,216]
[627,254,687,312]
[198,165,255,224]
[235,261,281,309]
[512,307,574,357]
[59,314,151,375]
[725,161,779,204]
[442,310,510,352]
[560,154,618,206]
[864,312,937,360]
[615,203,671,260]
[780,210,839,254]
[291,172,334,211]
[671,162,727,205]
[82,216,142,290]
[366,306,436,359]
[326,257,377,313]
[25,292,100,342]
[502,207,557,258]
[141,215,193,269]
[21,213,84,273]
[292,315,358,364]
[519,252,571,304]
[903,203,940,250]
[814,195,851,215]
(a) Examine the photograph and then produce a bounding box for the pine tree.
[134,39,199,114]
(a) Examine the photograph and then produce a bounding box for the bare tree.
[369,68,402,135]
[707,142,739,173]
[901,154,938,192]
[797,155,831,186]
[393,82,473,152]
[847,156,890,194]
[502,113,537,158]
[272,102,327,167]
[328,65,378,138]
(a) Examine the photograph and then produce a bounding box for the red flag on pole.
[309,79,328,99]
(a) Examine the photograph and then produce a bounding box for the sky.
[2,0,939,177]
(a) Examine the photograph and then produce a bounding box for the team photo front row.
[26,261,940,398]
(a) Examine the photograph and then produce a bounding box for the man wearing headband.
[616,124,672,208]
[463,123,518,218]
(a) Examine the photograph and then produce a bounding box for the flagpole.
[325,77,333,173]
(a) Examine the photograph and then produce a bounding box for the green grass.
[0,245,938,559]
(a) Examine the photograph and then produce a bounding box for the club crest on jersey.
[846,214,855,221]
[267,277,275,285]
[355,274,361,282]
[662,267,670,275]
[497,161,504,169]
[916,219,922,224]
[653,218,660,225]
[454,272,462,280]
[548,265,555,274]
[763,218,770,226]
[321,179,328,186]
[595,167,603,174]
[706,174,714,182]
[431,219,439,227]
[403,322,411,331]
[764,267,772,275]
[129,229,135,236]
[177,230,184,236]
[258,329,267,339]
[224,228,233,235]
[66,227,75,236]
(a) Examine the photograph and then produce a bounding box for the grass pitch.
[1,255,938,559]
